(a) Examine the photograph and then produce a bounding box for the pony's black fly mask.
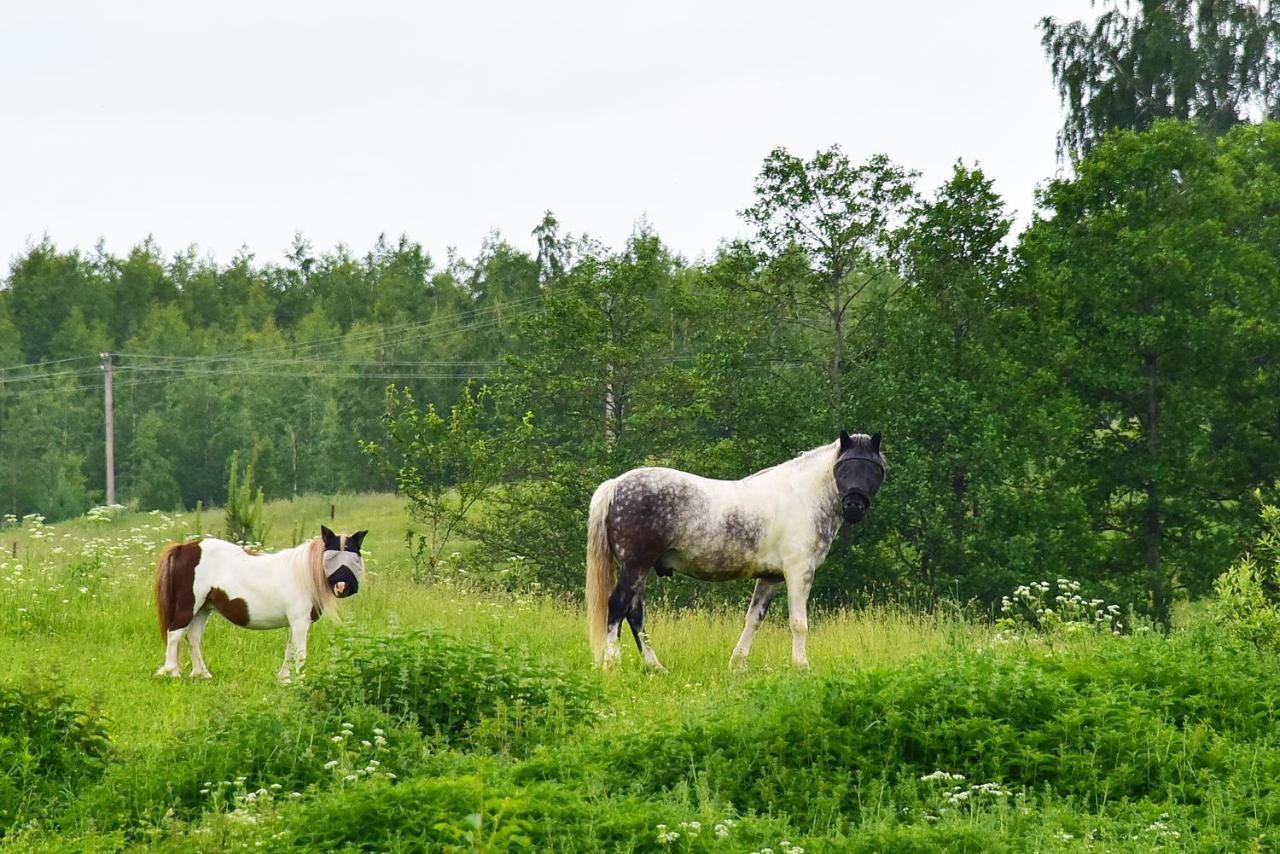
[323,550,363,597]
[833,431,886,524]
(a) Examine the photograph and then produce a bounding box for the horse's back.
[606,466,780,580]
[190,538,301,629]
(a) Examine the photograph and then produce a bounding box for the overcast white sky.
[1,1,1096,271]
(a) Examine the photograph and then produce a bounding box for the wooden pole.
[102,352,115,506]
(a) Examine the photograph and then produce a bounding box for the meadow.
[1,494,1279,852]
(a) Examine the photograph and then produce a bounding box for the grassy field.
[2,495,1278,851]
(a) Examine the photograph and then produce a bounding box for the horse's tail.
[586,477,618,665]
[154,543,180,638]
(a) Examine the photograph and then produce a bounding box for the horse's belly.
[662,548,779,582]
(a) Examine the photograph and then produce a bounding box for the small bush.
[63,699,423,832]
[306,628,599,750]
[1212,503,1280,651]
[0,682,111,835]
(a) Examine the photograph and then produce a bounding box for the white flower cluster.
[655,817,737,847]
[85,504,127,524]
[998,578,1126,636]
[919,770,1014,813]
[326,723,395,783]
[1146,813,1181,840]
[200,776,301,824]
[749,842,804,854]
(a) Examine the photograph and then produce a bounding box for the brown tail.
[154,544,180,638]
[586,478,618,665]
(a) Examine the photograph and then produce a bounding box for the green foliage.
[223,449,266,546]
[1212,503,1280,651]
[1041,0,1280,159]
[305,629,599,750]
[1020,120,1280,622]
[65,698,422,833]
[0,682,110,835]
[363,384,532,582]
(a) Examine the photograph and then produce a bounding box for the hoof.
[154,667,180,678]
[728,654,749,673]
[192,670,213,680]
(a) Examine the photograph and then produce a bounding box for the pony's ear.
[871,432,882,453]
[839,430,853,451]
[321,525,340,550]
[346,530,368,553]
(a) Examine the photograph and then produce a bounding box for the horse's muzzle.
[327,566,360,597]
[841,494,869,524]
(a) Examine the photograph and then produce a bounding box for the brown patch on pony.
[155,540,202,636]
[207,586,250,626]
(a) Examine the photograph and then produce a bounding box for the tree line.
[4,1,1279,621]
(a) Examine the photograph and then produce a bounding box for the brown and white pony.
[154,525,367,683]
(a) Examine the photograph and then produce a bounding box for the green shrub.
[306,628,599,750]
[0,682,111,836]
[522,632,1280,832]
[63,699,423,833]
[1212,503,1280,651]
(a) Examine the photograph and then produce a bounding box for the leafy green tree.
[6,240,105,362]
[849,164,1092,601]
[1020,119,1280,622]
[364,385,532,581]
[125,411,181,510]
[1042,0,1280,159]
[742,146,917,421]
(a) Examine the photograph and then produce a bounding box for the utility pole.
[101,352,115,505]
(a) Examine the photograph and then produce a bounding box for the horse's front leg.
[282,619,310,684]
[785,566,815,668]
[729,578,781,671]
[277,635,295,685]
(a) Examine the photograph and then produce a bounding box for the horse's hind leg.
[156,626,187,677]
[186,609,213,679]
[730,578,781,671]
[604,564,646,668]
[625,574,665,672]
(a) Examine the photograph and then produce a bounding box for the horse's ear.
[839,430,853,451]
[347,530,368,552]
[321,525,340,549]
[871,432,882,453]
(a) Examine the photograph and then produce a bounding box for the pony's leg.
[156,627,187,677]
[785,568,814,668]
[604,565,645,669]
[186,609,213,679]
[277,636,295,684]
[286,621,310,682]
[624,575,665,672]
[729,578,782,671]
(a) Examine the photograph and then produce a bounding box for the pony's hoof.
[192,671,213,680]
[154,667,180,679]
[728,655,749,673]
[277,675,293,686]
[792,658,811,670]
